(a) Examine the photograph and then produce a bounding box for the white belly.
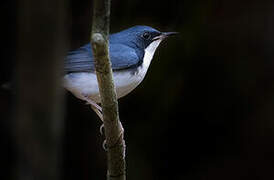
[63,65,149,102]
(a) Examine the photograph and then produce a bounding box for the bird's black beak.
[153,32,179,41]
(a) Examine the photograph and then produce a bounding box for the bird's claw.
[100,124,104,135]
[102,140,108,151]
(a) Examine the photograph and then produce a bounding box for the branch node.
[92,33,105,46]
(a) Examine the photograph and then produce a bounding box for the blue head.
[110,25,177,50]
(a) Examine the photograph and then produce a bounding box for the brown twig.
[91,0,126,179]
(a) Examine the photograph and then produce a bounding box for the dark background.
[1,0,274,179]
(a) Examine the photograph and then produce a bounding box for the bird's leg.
[83,97,102,115]
[80,94,105,135]
[90,105,103,122]
[80,94,103,121]
[90,106,105,135]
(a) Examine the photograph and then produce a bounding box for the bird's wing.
[64,43,142,73]
[109,43,143,70]
[65,44,94,73]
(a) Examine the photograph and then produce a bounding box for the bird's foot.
[102,139,108,151]
[80,94,124,152]
[102,121,124,151]
[100,124,104,135]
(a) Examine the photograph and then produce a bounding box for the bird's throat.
[143,39,162,68]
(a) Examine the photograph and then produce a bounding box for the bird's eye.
[142,32,151,40]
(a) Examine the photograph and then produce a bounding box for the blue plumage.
[64,26,161,73]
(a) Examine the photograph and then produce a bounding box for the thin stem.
[91,0,126,179]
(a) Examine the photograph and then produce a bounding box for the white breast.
[63,39,162,103]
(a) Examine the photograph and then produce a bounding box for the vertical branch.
[15,0,66,179]
[91,0,126,180]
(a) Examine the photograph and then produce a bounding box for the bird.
[63,25,177,120]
